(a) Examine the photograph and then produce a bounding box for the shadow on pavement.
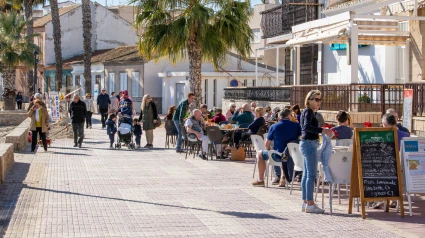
[52,151,92,156]
[0,162,31,235]
[24,185,286,220]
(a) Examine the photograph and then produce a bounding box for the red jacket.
[211,114,227,124]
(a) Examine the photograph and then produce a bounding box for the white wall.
[323,44,397,84]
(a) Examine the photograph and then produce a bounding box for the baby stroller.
[115,114,135,149]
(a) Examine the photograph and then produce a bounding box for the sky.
[44,0,265,7]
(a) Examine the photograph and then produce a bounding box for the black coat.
[69,100,87,124]
[97,94,110,109]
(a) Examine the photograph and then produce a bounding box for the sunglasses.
[312,98,322,102]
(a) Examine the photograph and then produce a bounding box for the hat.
[122,90,128,96]
[101,88,106,91]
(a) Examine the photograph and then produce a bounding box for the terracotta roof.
[83,46,144,64]
[34,4,81,28]
[62,49,114,66]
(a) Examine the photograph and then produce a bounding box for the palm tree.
[82,0,92,94]
[49,0,63,91]
[132,0,253,108]
[0,11,39,110]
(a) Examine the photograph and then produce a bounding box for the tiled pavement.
[0,116,421,237]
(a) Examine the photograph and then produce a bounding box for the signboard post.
[49,91,60,122]
[348,127,404,219]
[401,137,425,216]
[403,89,413,132]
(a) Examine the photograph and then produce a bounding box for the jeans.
[72,123,85,145]
[86,111,93,128]
[109,134,115,147]
[300,139,319,201]
[135,135,141,146]
[99,108,108,128]
[17,102,22,109]
[173,120,182,151]
[31,127,47,151]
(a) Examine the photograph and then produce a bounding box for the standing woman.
[139,94,159,148]
[83,93,94,129]
[16,92,23,110]
[300,90,332,213]
[27,99,49,152]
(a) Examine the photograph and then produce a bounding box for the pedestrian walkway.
[0,116,419,237]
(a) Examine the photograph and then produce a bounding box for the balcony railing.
[224,84,425,117]
[260,1,318,39]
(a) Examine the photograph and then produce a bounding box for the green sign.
[359,131,395,143]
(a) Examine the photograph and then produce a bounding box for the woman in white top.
[83,93,94,129]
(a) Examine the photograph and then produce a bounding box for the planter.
[3,98,16,111]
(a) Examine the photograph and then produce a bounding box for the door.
[175,83,185,106]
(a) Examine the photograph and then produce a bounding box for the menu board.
[348,127,404,219]
[359,130,400,198]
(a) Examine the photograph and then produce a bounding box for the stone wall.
[5,118,31,151]
[0,143,14,183]
[222,99,290,111]
[0,111,29,126]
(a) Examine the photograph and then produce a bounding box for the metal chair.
[164,120,178,148]
[206,126,226,160]
[179,123,201,159]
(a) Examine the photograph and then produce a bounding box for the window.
[95,75,102,88]
[252,79,256,87]
[213,79,217,107]
[120,73,127,91]
[75,75,81,87]
[131,71,140,97]
[243,79,247,86]
[396,21,409,83]
[109,73,115,93]
[204,79,208,104]
[252,29,261,44]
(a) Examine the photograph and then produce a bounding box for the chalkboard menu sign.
[359,130,399,198]
[348,128,404,219]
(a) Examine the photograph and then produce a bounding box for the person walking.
[138,94,159,148]
[28,99,49,152]
[300,90,332,214]
[173,93,195,153]
[118,90,133,117]
[133,118,142,148]
[83,93,94,129]
[97,88,110,129]
[69,94,87,148]
[106,114,118,149]
[16,92,23,110]
[27,93,46,111]
[109,92,119,115]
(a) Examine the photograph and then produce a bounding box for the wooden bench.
[0,143,14,183]
[5,118,31,151]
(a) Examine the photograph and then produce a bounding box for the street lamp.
[33,49,39,95]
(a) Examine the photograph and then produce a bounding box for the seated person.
[291,104,301,123]
[200,104,213,120]
[231,104,254,125]
[333,110,353,139]
[211,108,227,124]
[252,109,302,187]
[386,108,410,135]
[248,107,266,134]
[270,107,280,122]
[118,90,133,118]
[185,109,222,159]
[225,103,236,121]
[263,106,273,121]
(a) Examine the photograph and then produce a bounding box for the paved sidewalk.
[0,116,420,237]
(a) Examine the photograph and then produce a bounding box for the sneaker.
[73,144,78,147]
[251,180,265,187]
[302,203,306,212]
[305,204,325,214]
[199,154,207,160]
[272,177,280,185]
[372,201,384,209]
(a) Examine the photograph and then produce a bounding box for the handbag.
[154,118,162,128]
[230,147,245,161]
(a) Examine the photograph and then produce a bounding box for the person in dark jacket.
[133,118,143,148]
[248,107,266,134]
[138,94,159,148]
[97,88,110,129]
[69,94,87,148]
[16,92,23,110]
[386,108,410,135]
[173,92,195,152]
[231,104,254,125]
[106,114,117,149]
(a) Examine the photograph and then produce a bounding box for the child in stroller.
[116,114,136,149]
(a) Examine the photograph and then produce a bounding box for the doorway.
[175,83,185,106]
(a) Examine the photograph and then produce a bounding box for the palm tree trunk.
[24,0,34,95]
[82,0,92,95]
[50,0,63,92]
[188,31,202,109]
[2,66,17,110]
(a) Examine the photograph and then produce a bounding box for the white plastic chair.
[263,133,268,140]
[336,139,353,146]
[328,151,353,214]
[287,143,304,195]
[251,135,282,187]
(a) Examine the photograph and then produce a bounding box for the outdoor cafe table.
[332,146,350,152]
[219,128,246,147]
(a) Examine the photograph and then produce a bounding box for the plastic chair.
[327,151,353,214]
[206,126,225,160]
[164,120,178,148]
[336,139,353,146]
[251,135,282,187]
[241,125,267,157]
[287,143,304,195]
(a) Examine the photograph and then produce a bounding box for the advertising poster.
[403,140,425,193]
[49,91,60,122]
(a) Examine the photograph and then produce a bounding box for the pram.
[115,114,135,149]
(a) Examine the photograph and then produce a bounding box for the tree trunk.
[50,0,63,92]
[2,66,17,110]
[24,0,35,95]
[82,0,92,95]
[187,30,202,109]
